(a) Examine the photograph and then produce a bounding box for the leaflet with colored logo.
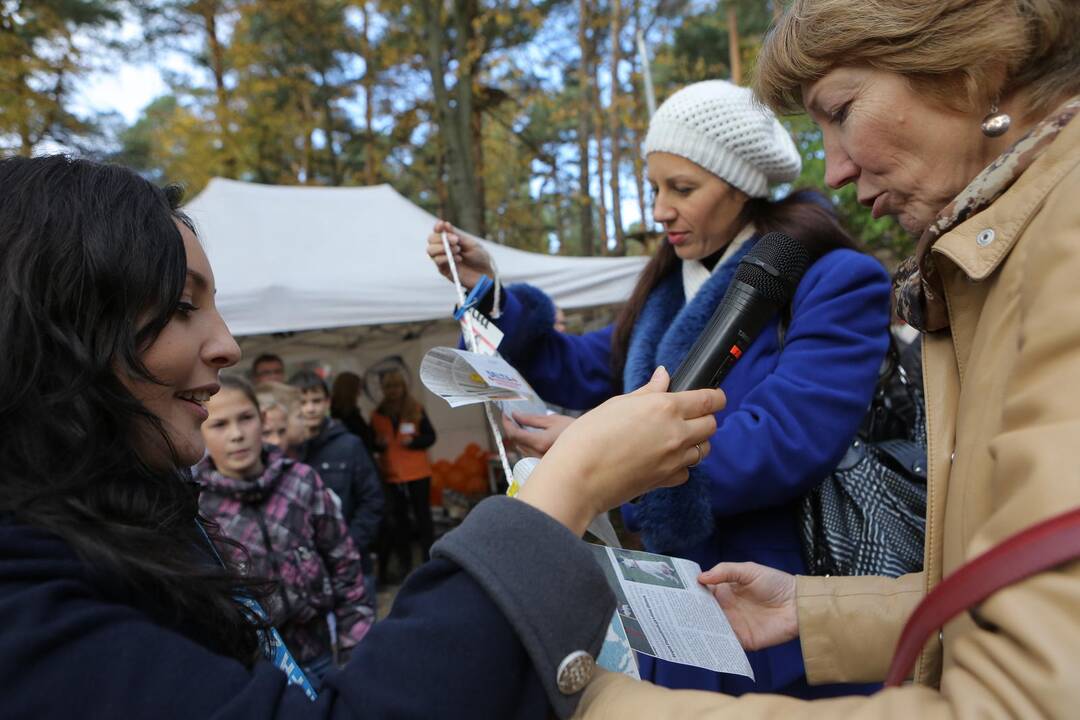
[420,347,548,416]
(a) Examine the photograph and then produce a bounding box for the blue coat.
[0,497,615,719]
[495,245,892,696]
[299,418,383,554]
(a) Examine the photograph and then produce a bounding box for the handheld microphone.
[669,232,810,392]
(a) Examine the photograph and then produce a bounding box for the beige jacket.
[575,116,1080,718]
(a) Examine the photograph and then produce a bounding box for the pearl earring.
[981,104,1012,137]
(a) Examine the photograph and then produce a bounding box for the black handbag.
[799,339,928,577]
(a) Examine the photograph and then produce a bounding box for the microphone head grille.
[734,232,811,304]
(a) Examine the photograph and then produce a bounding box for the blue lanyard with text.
[196,521,318,701]
[236,595,318,701]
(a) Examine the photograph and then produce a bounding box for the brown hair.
[219,375,260,412]
[610,189,861,383]
[755,0,1080,120]
[330,371,362,419]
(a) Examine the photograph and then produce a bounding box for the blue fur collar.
[623,241,755,552]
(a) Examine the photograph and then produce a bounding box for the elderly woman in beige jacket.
[576,0,1080,717]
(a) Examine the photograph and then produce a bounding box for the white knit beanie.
[644,80,801,198]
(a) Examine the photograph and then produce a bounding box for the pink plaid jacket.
[196,448,373,663]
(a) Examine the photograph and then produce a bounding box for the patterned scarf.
[894,97,1080,332]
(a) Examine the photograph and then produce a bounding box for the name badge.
[461,307,504,356]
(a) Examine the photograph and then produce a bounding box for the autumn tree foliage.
[17,0,908,259]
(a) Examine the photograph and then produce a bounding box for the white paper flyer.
[419,347,542,407]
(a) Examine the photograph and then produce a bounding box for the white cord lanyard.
[441,232,516,493]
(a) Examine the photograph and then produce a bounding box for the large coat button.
[556,650,595,695]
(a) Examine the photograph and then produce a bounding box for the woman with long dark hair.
[428,80,893,697]
[330,371,378,455]
[0,155,724,719]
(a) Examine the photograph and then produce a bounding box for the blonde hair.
[254,381,301,416]
[755,0,1080,120]
[377,370,422,423]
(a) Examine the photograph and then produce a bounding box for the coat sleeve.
[701,250,892,516]
[405,411,437,451]
[345,441,383,553]
[309,475,374,651]
[491,284,620,410]
[334,497,616,719]
[796,572,924,683]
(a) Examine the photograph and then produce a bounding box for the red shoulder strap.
[885,506,1080,687]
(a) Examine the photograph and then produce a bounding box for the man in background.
[252,353,287,384]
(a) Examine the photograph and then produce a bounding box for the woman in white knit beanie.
[427,79,892,700]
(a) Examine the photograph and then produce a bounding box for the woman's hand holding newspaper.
[699,562,799,651]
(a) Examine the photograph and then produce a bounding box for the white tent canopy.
[183,178,646,464]
[185,178,647,337]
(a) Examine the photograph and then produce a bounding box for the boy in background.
[289,371,383,601]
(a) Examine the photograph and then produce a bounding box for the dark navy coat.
[299,418,383,554]
[0,498,614,719]
[494,246,892,697]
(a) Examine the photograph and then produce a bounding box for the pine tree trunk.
[420,0,486,235]
[451,0,485,236]
[593,54,610,255]
[727,4,742,85]
[608,0,625,255]
[198,2,236,176]
[16,68,33,155]
[631,0,649,242]
[470,97,487,238]
[299,86,316,184]
[435,129,451,219]
[576,0,595,256]
[319,71,342,184]
[360,1,378,186]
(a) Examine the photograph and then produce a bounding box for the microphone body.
[668,232,811,392]
[669,281,780,392]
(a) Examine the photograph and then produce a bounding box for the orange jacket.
[371,410,434,483]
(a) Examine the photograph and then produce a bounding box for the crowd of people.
[226,353,438,603]
[0,0,1079,717]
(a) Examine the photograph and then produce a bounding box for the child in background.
[289,370,383,600]
[255,381,308,453]
[196,376,373,687]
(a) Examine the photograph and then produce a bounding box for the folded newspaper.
[589,544,755,680]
